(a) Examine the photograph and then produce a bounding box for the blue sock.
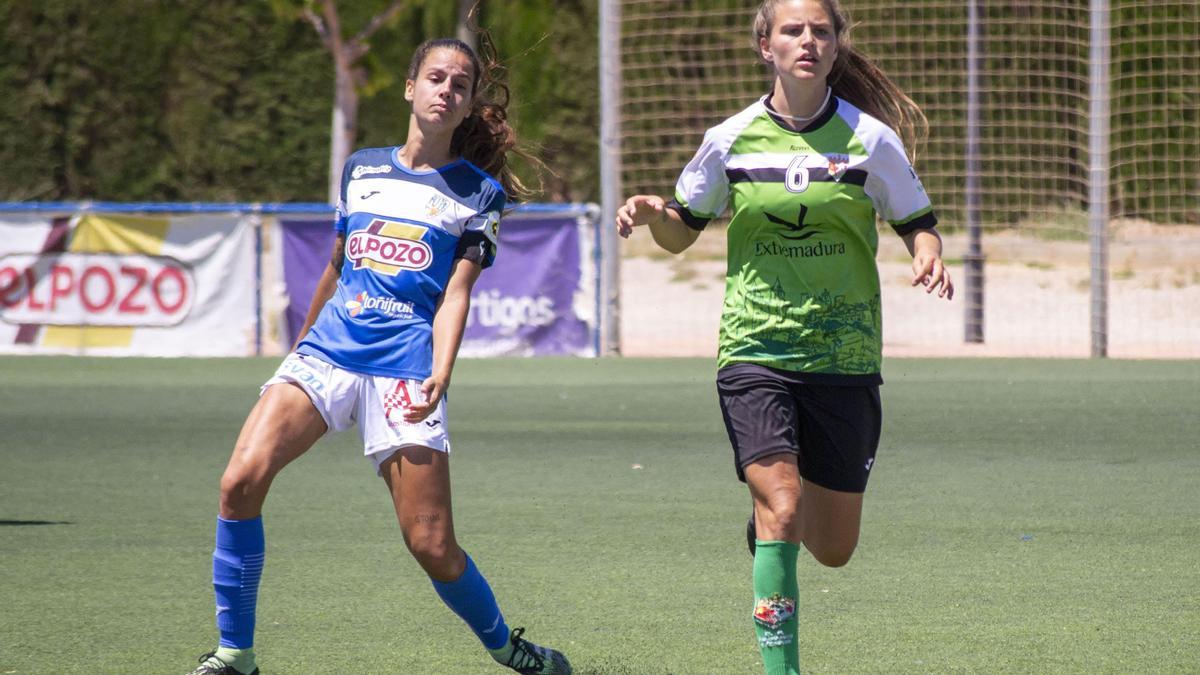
[431,553,510,650]
[213,516,265,649]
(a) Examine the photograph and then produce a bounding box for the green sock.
[752,540,800,675]
[213,647,256,674]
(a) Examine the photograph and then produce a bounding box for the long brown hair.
[407,36,539,200]
[753,0,928,161]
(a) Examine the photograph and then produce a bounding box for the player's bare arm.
[405,258,482,423]
[902,227,953,299]
[616,194,700,254]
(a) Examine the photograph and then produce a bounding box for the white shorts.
[263,352,450,472]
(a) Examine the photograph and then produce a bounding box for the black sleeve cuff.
[666,199,711,231]
[891,211,938,237]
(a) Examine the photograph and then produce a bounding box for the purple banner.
[462,214,593,356]
[280,219,336,346]
[278,209,596,357]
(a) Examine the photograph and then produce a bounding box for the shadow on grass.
[0,519,72,526]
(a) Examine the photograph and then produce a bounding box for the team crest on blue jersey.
[425,194,451,217]
[346,219,433,275]
[753,594,796,629]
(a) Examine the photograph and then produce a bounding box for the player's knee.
[219,454,272,515]
[405,531,461,579]
[768,497,800,526]
[756,489,802,539]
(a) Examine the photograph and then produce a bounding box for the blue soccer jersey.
[297,146,504,379]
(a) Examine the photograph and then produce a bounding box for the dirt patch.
[619,224,1200,359]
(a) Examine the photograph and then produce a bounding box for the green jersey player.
[616,1,953,673]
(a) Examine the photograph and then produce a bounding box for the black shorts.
[716,362,882,493]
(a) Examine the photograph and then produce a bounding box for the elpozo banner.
[0,203,600,358]
[0,212,256,356]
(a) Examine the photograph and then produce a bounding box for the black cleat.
[187,652,259,675]
[747,511,757,556]
[495,627,572,674]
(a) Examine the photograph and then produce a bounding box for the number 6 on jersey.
[785,155,810,193]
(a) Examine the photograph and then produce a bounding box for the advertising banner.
[278,206,598,358]
[0,212,257,356]
[0,203,599,358]
[277,217,336,350]
[459,211,597,357]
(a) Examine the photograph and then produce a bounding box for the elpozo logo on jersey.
[346,219,433,276]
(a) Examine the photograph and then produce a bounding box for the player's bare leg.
[189,383,327,675]
[794,481,863,568]
[380,445,463,581]
[745,453,863,565]
[220,382,328,518]
[742,453,864,675]
[381,447,571,674]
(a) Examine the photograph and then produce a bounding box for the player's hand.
[615,195,667,238]
[403,374,447,423]
[912,252,954,300]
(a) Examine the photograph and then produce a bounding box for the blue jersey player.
[188,38,570,675]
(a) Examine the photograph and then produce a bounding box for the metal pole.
[598,0,622,355]
[456,0,476,50]
[328,104,346,206]
[587,205,603,357]
[963,0,985,343]
[1087,0,1111,357]
[252,211,264,357]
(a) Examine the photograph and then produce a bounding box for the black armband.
[892,211,938,237]
[454,231,495,269]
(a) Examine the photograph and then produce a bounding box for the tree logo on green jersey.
[765,204,818,241]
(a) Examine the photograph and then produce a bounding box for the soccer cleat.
[747,510,756,556]
[187,652,259,675]
[494,627,572,674]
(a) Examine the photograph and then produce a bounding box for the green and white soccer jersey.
[673,96,936,379]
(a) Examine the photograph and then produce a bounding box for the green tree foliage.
[0,0,331,201]
[0,0,598,203]
[2,1,1190,218]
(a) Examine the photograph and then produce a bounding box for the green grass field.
[1,356,1197,674]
